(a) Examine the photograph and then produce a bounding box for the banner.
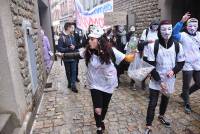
[104,12,127,26]
[75,0,113,31]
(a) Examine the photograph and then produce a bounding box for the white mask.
[187,22,198,35]
[118,26,125,32]
[160,24,172,40]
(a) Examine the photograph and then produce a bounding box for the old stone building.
[0,0,53,133]
[114,0,200,35]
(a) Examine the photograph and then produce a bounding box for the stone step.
[0,114,15,134]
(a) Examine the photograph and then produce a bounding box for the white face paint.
[160,24,172,40]
[118,26,125,32]
[187,22,198,35]
[130,26,135,32]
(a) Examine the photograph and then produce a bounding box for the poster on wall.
[75,0,113,31]
[104,12,127,26]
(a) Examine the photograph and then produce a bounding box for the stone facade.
[10,0,46,119]
[9,0,46,115]
[114,0,161,35]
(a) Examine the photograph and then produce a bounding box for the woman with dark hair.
[144,20,185,134]
[56,26,134,134]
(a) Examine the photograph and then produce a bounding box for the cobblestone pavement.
[31,60,200,134]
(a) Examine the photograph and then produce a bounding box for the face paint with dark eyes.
[160,24,172,40]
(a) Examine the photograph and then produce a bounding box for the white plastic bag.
[159,73,176,97]
[128,53,155,82]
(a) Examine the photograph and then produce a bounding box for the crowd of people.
[55,12,200,134]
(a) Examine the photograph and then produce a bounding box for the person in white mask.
[138,20,159,90]
[138,20,159,59]
[173,12,200,114]
[144,20,185,134]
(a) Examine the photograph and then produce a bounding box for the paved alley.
[31,60,200,134]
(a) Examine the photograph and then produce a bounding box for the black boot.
[71,86,78,93]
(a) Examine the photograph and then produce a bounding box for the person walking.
[144,20,185,134]
[57,22,78,93]
[173,12,200,114]
[138,20,159,90]
[56,26,135,134]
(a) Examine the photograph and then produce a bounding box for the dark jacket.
[57,31,78,62]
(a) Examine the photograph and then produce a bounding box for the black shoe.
[184,104,192,114]
[76,78,80,82]
[101,122,105,131]
[71,87,78,93]
[96,130,103,134]
[144,128,152,134]
[158,116,171,128]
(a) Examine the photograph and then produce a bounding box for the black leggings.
[90,89,112,128]
[146,89,170,126]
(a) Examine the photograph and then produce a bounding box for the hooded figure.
[144,20,185,134]
[138,20,159,57]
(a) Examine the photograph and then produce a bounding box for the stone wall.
[114,0,161,35]
[9,0,46,116]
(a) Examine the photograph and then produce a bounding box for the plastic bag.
[128,53,155,82]
[160,73,176,97]
[125,37,138,54]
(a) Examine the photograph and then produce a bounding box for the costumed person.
[138,20,159,90]
[144,20,185,134]
[173,12,200,114]
[56,26,135,134]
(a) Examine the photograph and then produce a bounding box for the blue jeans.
[64,61,77,88]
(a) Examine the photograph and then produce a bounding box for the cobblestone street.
[31,60,200,134]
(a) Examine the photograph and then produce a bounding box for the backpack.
[153,40,180,62]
